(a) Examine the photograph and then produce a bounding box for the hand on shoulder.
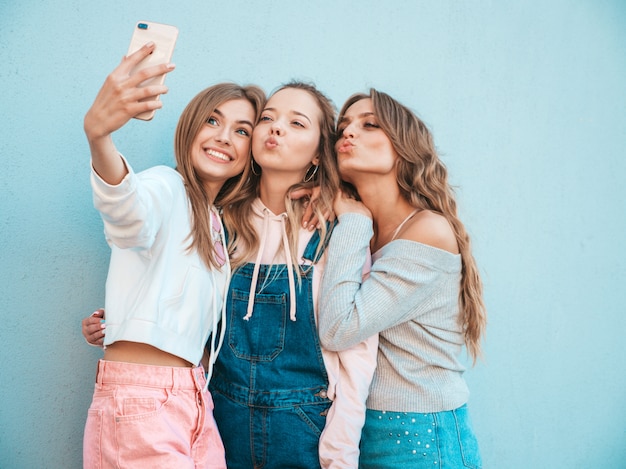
[401,210,459,254]
[334,190,372,219]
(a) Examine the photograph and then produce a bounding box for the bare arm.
[84,42,175,184]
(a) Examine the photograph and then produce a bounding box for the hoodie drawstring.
[244,208,297,322]
[204,208,230,389]
[280,213,297,321]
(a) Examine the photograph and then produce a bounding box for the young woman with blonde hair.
[81,43,265,468]
[209,82,378,469]
[319,88,486,468]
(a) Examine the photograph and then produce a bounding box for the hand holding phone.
[84,22,178,184]
[127,21,179,120]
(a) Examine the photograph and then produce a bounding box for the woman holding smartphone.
[319,89,486,468]
[83,80,378,469]
[81,43,265,468]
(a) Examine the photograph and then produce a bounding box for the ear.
[312,155,320,166]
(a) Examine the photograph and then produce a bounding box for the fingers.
[84,58,174,139]
[289,187,313,201]
[127,62,175,91]
[119,42,161,76]
[290,187,315,228]
[114,42,175,93]
[82,310,106,347]
[307,209,335,231]
[306,213,319,231]
[125,62,174,118]
[301,198,314,228]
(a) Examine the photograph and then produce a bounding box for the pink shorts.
[83,360,226,469]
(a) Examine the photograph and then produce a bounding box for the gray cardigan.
[319,213,469,413]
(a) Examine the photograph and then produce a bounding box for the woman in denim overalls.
[210,83,377,468]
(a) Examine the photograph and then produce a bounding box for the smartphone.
[126,21,179,120]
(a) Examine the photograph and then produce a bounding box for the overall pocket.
[228,288,287,361]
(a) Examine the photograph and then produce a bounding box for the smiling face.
[335,97,398,185]
[190,98,256,193]
[252,87,322,180]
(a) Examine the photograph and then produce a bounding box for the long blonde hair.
[174,83,266,270]
[221,81,340,271]
[338,89,487,362]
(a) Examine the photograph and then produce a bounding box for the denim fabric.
[359,404,482,469]
[83,360,225,469]
[210,257,331,469]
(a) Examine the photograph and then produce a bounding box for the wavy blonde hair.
[221,81,340,272]
[174,83,266,270]
[338,89,487,362]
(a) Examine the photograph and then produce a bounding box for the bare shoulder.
[400,210,459,254]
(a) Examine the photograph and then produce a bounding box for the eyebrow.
[213,108,254,128]
[263,107,312,125]
[338,111,375,125]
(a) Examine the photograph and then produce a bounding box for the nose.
[270,121,283,136]
[215,127,231,145]
[341,123,355,138]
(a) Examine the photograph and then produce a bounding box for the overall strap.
[302,220,336,263]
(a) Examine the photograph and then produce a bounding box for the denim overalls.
[210,233,331,469]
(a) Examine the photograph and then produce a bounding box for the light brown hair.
[221,81,340,271]
[174,83,266,270]
[338,89,487,362]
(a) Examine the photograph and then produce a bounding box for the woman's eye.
[259,115,272,122]
[207,117,218,125]
[236,128,250,137]
[364,121,380,128]
[292,120,305,128]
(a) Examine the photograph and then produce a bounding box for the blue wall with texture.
[1,1,625,467]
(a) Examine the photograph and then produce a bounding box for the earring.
[303,164,319,183]
[250,158,260,176]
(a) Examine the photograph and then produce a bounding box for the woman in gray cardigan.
[319,89,486,469]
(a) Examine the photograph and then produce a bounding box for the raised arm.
[319,193,460,351]
[84,42,175,184]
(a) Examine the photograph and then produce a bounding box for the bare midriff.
[104,341,193,367]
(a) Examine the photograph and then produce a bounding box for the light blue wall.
[1,1,624,467]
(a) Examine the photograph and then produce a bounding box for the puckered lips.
[263,136,279,150]
[336,140,354,153]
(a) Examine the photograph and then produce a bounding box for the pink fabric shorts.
[83,359,225,469]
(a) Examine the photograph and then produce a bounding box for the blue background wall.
[1,1,624,467]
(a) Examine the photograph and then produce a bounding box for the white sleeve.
[91,156,175,251]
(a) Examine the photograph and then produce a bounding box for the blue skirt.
[359,404,482,468]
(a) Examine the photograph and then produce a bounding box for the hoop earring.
[250,158,260,176]
[303,164,319,183]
